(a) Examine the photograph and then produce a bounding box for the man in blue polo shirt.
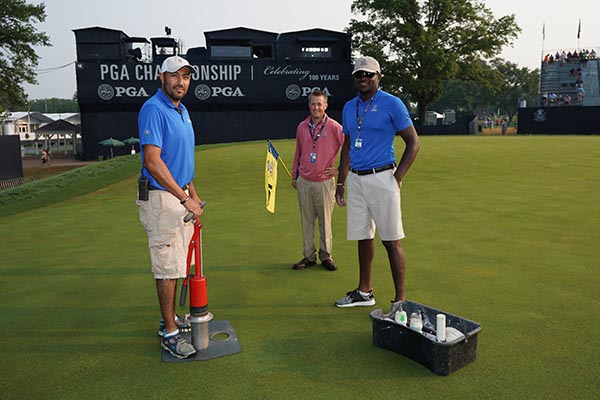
[137,55,204,359]
[334,56,420,310]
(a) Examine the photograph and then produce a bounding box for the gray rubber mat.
[162,320,241,362]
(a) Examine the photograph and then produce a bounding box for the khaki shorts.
[138,190,193,279]
[346,169,405,241]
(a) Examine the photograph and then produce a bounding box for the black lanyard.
[355,95,375,133]
[309,116,328,148]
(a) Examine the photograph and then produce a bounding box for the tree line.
[429,59,539,122]
[27,97,79,113]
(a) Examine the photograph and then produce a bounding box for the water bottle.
[409,312,423,333]
[395,310,408,326]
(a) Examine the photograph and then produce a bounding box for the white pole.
[577,19,581,51]
[539,22,545,104]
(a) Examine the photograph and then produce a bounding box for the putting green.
[1,136,598,399]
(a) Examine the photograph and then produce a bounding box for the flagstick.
[267,139,293,181]
[277,155,294,181]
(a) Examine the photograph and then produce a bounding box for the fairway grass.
[1,136,598,399]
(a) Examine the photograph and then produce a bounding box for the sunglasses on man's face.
[353,71,377,79]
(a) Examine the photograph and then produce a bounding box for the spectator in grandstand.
[590,49,597,59]
[577,85,585,104]
[584,50,591,65]
[564,94,571,106]
[543,54,549,63]
[560,51,566,63]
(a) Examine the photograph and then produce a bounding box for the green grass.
[1,136,599,399]
[0,155,140,217]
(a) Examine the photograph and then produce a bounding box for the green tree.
[490,59,539,122]
[429,60,502,114]
[429,79,489,114]
[0,0,50,110]
[348,0,520,122]
[430,60,539,121]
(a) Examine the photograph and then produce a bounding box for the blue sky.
[24,0,600,99]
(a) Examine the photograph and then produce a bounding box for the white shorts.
[138,190,194,279]
[346,169,404,241]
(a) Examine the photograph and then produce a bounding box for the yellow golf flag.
[265,141,278,213]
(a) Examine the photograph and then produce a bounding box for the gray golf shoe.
[161,332,196,359]
[335,288,376,307]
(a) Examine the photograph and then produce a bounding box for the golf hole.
[210,331,231,341]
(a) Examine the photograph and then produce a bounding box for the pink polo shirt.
[292,114,344,182]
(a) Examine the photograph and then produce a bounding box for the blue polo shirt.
[138,89,196,189]
[342,89,413,170]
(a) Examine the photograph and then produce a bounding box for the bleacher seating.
[539,58,600,107]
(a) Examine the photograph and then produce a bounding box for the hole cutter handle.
[183,200,207,223]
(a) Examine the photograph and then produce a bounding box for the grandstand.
[539,49,600,106]
[518,48,600,135]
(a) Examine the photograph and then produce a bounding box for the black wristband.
[180,195,191,205]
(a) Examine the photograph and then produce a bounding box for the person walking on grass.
[291,89,344,271]
[41,148,50,166]
[334,56,420,312]
[137,55,204,359]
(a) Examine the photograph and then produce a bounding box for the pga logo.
[533,108,547,122]
[194,84,245,100]
[97,84,149,100]
[285,85,331,100]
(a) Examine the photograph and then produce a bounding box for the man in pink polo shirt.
[291,89,345,271]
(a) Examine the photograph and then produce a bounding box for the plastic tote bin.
[370,300,481,376]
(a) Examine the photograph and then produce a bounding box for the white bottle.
[436,314,447,342]
[395,310,408,326]
[409,312,423,333]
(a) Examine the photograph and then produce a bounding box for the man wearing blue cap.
[137,55,204,359]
